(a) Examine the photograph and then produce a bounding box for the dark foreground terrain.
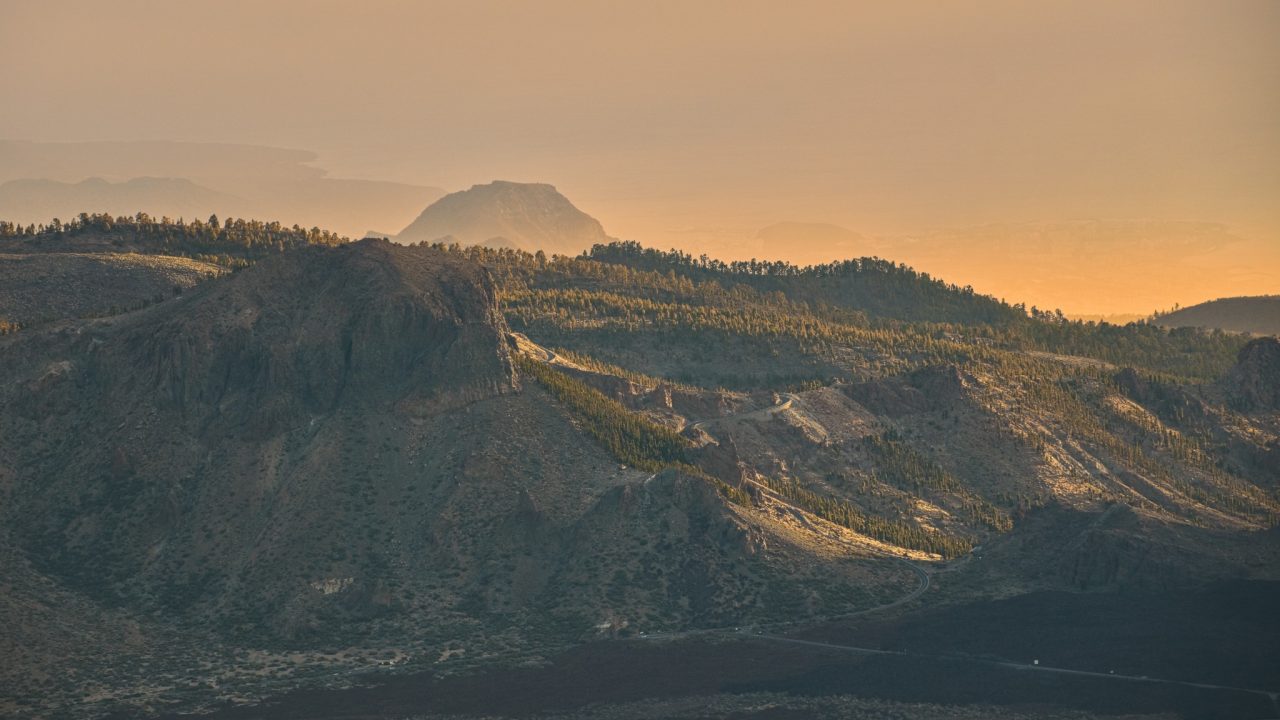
[154,581,1280,720]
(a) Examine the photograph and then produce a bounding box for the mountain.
[396,181,611,254]
[0,212,342,330]
[1155,295,1280,336]
[0,238,923,717]
[2,222,1278,718]
[585,240,1023,325]
[867,220,1280,317]
[657,219,1280,317]
[1226,337,1280,412]
[0,177,245,223]
[0,140,445,238]
[0,251,224,329]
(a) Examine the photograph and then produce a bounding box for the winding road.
[689,392,797,432]
[510,336,1280,715]
[520,333,933,624]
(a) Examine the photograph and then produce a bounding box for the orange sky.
[2,0,1277,314]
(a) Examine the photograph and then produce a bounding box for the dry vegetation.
[0,226,1276,719]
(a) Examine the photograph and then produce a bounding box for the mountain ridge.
[1,218,1277,718]
[1155,295,1280,336]
[0,238,928,715]
[0,140,446,238]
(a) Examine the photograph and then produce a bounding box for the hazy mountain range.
[3,140,1276,316]
[0,140,444,238]
[0,177,242,224]
[5,2,1278,716]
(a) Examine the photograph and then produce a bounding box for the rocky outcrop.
[8,239,516,438]
[0,240,518,633]
[1114,367,1209,422]
[845,364,970,416]
[1226,337,1280,412]
[0,238,889,659]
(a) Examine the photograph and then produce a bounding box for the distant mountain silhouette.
[396,180,612,254]
[0,140,445,238]
[0,177,244,223]
[1156,295,1280,336]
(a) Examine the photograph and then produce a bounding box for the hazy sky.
[2,0,1278,311]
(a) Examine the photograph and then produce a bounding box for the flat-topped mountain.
[0,238,920,715]
[396,180,611,254]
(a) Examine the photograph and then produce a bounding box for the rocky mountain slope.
[0,251,223,329]
[0,240,916,718]
[1,225,1277,719]
[481,241,1280,578]
[1227,336,1280,412]
[396,181,611,254]
[0,213,343,331]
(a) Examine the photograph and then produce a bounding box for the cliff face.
[0,240,521,637]
[1227,337,1280,412]
[0,238,891,668]
[127,238,516,424]
[8,239,516,436]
